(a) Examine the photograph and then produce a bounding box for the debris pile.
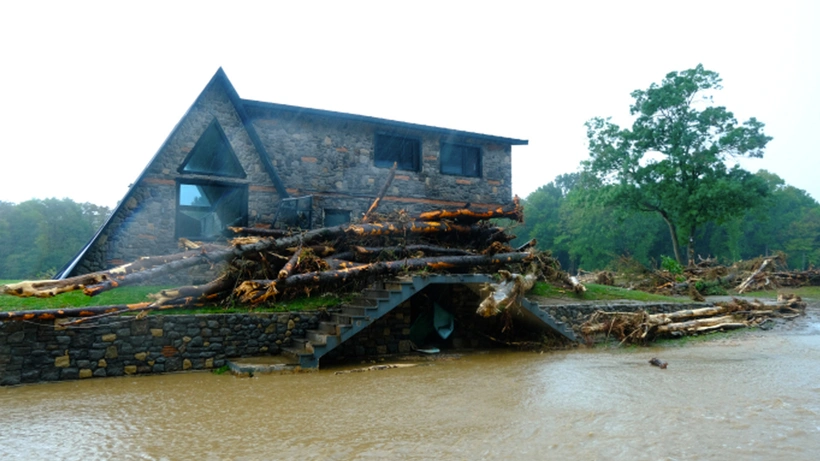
[580,293,806,344]
[1,197,576,322]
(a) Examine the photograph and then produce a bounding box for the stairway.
[279,274,578,369]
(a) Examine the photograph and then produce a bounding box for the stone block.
[79,369,93,379]
[61,368,79,380]
[8,331,25,343]
[54,353,70,368]
[183,359,192,370]
[98,359,107,368]
[150,329,164,337]
[124,365,138,375]
[105,346,118,359]
[102,334,117,342]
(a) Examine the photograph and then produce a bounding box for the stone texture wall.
[249,107,513,227]
[70,79,516,276]
[0,312,318,386]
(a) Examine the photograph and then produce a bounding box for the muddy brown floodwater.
[2,304,820,461]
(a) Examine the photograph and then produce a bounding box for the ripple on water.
[2,335,820,460]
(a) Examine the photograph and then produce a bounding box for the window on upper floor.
[179,119,246,178]
[440,142,481,177]
[176,181,248,239]
[374,134,421,171]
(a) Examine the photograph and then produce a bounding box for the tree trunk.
[658,211,682,264]
[235,251,534,303]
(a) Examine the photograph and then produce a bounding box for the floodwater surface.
[2,317,820,460]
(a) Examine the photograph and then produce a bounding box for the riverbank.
[2,301,818,460]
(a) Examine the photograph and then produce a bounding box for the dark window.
[273,196,313,230]
[440,142,481,177]
[179,119,246,178]
[324,209,351,227]
[374,134,420,171]
[176,182,247,239]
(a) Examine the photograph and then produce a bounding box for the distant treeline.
[0,199,110,279]
[514,170,820,273]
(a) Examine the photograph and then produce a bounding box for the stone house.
[57,68,527,278]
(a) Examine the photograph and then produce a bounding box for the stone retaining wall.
[0,312,319,386]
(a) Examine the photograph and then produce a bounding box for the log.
[417,195,523,223]
[737,259,771,293]
[236,251,534,303]
[332,244,473,262]
[655,315,748,335]
[278,245,303,279]
[0,302,152,321]
[2,245,226,298]
[361,162,397,223]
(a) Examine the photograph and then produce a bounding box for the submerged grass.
[529,281,685,303]
[742,286,820,300]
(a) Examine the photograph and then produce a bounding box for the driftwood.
[236,251,535,304]
[2,245,226,298]
[417,195,523,223]
[581,295,806,344]
[737,259,771,293]
[1,197,576,325]
[361,162,397,223]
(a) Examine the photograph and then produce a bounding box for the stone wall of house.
[70,77,516,276]
[0,312,318,386]
[249,108,513,227]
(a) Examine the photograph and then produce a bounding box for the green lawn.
[741,286,820,300]
[0,280,348,313]
[529,281,687,303]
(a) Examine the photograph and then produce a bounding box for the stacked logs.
[580,293,806,344]
[1,196,569,322]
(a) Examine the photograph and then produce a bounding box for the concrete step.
[227,356,299,376]
[329,313,367,325]
[306,329,330,345]
[318,321,349,335]
[362,289,390,300]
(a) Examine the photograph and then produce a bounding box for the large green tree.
[584,64,772,264]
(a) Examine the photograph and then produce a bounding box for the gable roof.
[242,99,529,147]
[56,67,279,278]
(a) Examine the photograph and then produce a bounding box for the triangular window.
[179,119,246,178]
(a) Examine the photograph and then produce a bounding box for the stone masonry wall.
[0,312,318,386]
[249,108,513,227]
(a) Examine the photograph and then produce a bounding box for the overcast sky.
[1,1,818,209]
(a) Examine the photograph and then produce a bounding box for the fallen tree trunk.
[236,251,534,303]
[0,302,152,321]
[417,196,523,223]
[362,162,397,223]
[655,315,748,335]
[737,259,771,293]
[3,245,226,298]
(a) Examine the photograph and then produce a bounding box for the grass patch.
[741,286,820,300]
[0,280,351,314]
[0,281,172,312]
[529,281,685,303]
